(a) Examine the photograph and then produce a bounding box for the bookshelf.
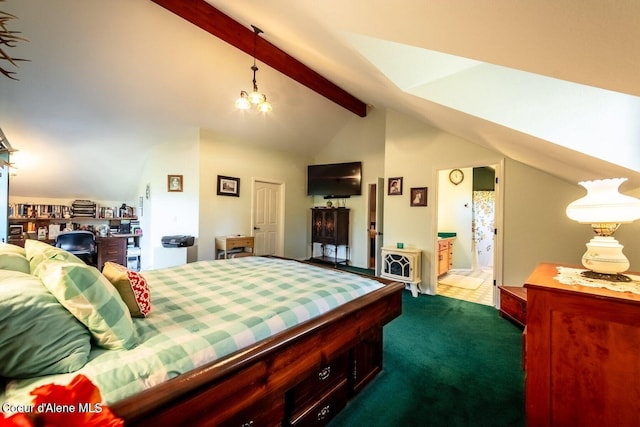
[7,200,142,270]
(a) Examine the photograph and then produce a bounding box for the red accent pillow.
[102,262,151,318]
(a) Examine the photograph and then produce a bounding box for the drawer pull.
[318,366,331,381]
[317,404,330,421]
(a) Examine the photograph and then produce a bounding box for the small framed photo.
[168,175,183,192]
[217,175,240,197]
[388,177,403,195]
[410,187,428,207]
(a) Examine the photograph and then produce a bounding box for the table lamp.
[566,178,640,282]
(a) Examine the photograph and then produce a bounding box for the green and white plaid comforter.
[3,257,383,404]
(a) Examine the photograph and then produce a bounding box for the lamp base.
[581,270,632,283]
[581,235,630,277]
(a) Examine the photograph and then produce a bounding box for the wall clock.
[449,169,464,185]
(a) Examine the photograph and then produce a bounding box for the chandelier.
[235,25,272,113]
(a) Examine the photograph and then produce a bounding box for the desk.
[96,234,142,271]
[215,236,254,259]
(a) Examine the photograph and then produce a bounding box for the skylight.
[344,33,640,172]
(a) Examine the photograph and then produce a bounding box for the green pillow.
[0,242,26,255]
[0,252,30,274]
[37,260,138,350]
[0,270,91,378]
[24,239,85,275]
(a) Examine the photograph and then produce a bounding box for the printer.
[161,235,195,248]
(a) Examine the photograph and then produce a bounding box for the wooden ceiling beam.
[151,0,367,117]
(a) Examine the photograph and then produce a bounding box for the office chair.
[55,230,97,266]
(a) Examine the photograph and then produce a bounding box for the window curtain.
[472,191,495,269]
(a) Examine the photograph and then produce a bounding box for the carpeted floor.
[330,292,525,427]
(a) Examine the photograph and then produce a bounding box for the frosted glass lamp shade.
[566,178,640,224]
[257,99,272,113]
[235,91,251,110]
[248,90,266,105]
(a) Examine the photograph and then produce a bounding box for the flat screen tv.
[307,161,362,198]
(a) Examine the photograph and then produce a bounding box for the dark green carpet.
[330,292,525,427]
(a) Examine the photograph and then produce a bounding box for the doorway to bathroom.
[435,163,502,306]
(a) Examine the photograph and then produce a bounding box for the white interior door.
[252,180,283,256]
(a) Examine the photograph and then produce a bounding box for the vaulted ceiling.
[1,0,639,200]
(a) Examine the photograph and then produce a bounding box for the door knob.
[253,226,260,230]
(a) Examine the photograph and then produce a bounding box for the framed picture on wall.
[168,175,183,192]
[410,187,428,206]
[388,177,403,195]
[217,175,240,197]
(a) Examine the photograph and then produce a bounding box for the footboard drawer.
[221,395,284,427]
[287,351,349,413]
[288,379,348,427]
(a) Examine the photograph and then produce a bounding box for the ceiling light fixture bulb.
[235,91,250,110]
[258,99,272,113]
[248,89,265,105]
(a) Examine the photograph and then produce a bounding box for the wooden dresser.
[524,263,640,427]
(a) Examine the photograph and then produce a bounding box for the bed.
[0,241,403,426]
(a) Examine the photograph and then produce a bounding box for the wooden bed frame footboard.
[112,280,405,426]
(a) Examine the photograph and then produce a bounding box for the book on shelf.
[9,203,69,219]
[10,200,137,221]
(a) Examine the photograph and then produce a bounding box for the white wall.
[8,131,201,271]
[617,183,640,270]
[310,107,386,268]
[137,131,200,269]
[381,109,635,290]
[503,163,640,283]
[11,106,640,285]
[384,110,504,292]
[198,129,311,261]
[617,220,640,271]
